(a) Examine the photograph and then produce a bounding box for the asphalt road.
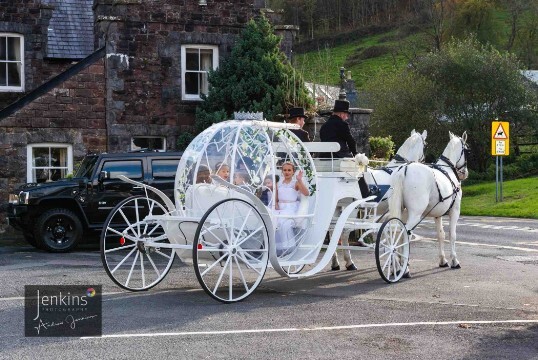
[0,216,537,359]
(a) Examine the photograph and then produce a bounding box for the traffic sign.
[491,121,509,156]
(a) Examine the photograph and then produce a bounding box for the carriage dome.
[174,120,318,222]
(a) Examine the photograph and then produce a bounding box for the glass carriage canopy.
[174,120,317,210]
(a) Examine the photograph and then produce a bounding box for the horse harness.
[428,139,469,216]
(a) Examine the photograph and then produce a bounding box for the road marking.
[419,220,537,233]
[80,319,538,339]
[415,236,538,253]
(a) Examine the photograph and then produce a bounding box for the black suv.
[7,151,182,252]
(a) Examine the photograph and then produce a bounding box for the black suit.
[319,114,357,158]
[289,128,310,142]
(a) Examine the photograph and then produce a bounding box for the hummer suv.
[7,151,182,252]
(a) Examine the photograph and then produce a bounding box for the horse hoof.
[451,264,461,269]
[402,271,411,278]
[331,265,341,271]
[439,262,449,268]
[346,263,358,271]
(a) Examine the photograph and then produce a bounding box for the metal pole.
[495,156,499,202]
[500,156,503,202]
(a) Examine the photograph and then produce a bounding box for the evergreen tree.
[179,15,312,149]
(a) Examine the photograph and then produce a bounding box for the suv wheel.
[34,209,82,252]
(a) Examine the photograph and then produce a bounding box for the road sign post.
[491,121,509,202]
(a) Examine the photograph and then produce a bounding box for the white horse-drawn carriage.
[100,120,468,303]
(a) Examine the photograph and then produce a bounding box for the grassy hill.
[292,8,529,90]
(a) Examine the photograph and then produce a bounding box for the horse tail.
[388,168,405,219]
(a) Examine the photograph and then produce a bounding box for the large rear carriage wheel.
[101,196,175,291]
[193,198,269,303]
[375,218,410,283]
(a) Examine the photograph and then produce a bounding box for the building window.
[27,144,73,183]
[181,45,218,100]
[131,136,166,151]
[0,33,24,91]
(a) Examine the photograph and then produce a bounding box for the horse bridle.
[438,138,469,179]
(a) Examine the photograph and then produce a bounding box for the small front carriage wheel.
[101,195,175,291]
[34,208,82,252]
[193,198,269,303]
[375,217,410,283]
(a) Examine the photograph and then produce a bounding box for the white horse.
[331,129,428,271]
[388,131,469,272]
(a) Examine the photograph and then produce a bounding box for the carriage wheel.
[101,195,175,291]
[375,218,410,283]
[193,198,269,303]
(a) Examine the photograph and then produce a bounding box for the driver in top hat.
[287,107,310,142]
[319,100,357,158]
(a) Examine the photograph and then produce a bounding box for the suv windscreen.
[74,155,98,179]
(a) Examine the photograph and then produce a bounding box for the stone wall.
[0,59,106,232]
[94,0,259,152]
[0,0,77,109]
[305,108,372,154]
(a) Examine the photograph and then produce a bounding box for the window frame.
[131,136,167,151]
[181,44,219,101]
[26,144,73,183]
[0,33,24,92]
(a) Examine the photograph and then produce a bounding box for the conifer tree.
[178,15,312,148]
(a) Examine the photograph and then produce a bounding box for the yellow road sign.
[491,121,509,156]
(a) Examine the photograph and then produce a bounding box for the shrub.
[369,135,395,159]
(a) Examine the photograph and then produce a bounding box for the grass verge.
[461,177,538,219]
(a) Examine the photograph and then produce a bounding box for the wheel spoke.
[125,251,140,287]
[212,256,231,294]
[201,224,229,248]
[155,250,171,259]
[234,207,252,246]
[215,207,232,244]
[146,253,161,277]
[235,225,264,247]
[201,253,229,277]
[237,252,263,275]
[234,256,250,292]
[110,247,137,274]
[118,209,138,238]
[105,243,136,253]
[228,256,233,301]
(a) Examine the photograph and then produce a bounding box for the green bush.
[467,153,538,184]
[369,135,395,159]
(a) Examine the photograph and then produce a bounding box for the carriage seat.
[184,183,234,217]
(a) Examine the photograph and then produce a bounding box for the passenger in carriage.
[215,162,230,181]
[275,162,310,256]
[196,165,211,184]
[258,175,278,206]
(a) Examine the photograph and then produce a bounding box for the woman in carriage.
[274,162,310,255]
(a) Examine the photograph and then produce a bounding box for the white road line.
[81,319,538,339]
[415,236,538,253]
[419,220,537,232]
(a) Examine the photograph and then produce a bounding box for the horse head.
[395,129,427,163]
[443,132,469,181]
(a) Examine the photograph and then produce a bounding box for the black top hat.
[332,100,350,113]
[288,107,306,119]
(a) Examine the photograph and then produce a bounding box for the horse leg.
[329,230,341,270]
[448,213,461,269]
[435,217,449,267]
[341,230,357,270]
[401,212,424,278]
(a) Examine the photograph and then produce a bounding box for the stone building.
[0,0,297,232]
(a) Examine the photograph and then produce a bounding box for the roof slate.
[44,0,94,59]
